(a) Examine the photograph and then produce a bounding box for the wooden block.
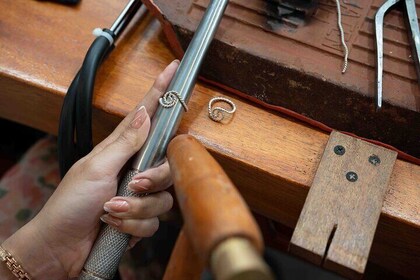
[290,131,397,279]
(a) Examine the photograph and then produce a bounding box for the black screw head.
[369,155,381,166]
[334,145,345,155]
[346,171,358,182]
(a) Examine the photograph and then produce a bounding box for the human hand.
[1,60,180,279]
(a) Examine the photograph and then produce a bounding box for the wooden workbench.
[0,1,419,278]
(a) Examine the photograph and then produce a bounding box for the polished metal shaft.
[79,1,229,279]
[375,0,398,110]
[132,0,229,171]
[110,0,142,38]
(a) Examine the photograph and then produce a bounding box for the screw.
[334,145,345,155]
[369,155,381,166]
[346,171,358,182]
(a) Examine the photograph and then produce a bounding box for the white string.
[335,0,349,73]
[92,28,114,45]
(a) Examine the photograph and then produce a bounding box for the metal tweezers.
[375,0,420,110]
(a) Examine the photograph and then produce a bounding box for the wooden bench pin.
[290,131,397,279]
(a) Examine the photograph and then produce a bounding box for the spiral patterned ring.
[208,97,236,122]
[159,90,188,112]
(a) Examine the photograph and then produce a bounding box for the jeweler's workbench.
[0,1,419,278]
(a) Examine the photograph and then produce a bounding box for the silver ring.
[208,97,236,122]
[159,90,188,112]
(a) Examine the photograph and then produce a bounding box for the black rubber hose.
[58,2,142,177]
[75,35,111,157]
[58,32,114,177]
[58,71,80,178]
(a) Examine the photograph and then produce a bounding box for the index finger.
[88,59,180,157]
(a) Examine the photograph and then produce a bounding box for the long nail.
[169,59,180,67]
[128,178,152,192]
[130,106,147,128]
[104,199,129,213]
[100,214,122,227]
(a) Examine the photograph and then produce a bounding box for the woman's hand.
[1,60,180,279]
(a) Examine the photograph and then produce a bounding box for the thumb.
[86,106,151,178]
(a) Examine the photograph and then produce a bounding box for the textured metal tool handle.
[78,170,138,280]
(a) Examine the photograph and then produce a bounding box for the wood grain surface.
[290,132,397,279]
[0,1,419,278]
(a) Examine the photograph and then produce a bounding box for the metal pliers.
[375,0,420,110]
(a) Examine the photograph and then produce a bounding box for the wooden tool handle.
[163,228,204,280]
[167,134,264,263]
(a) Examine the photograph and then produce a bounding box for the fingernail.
[130,106,147,128]
[104,200,129,213]
[167,59,180,68]
[128,178,151,192]
[100,214,121,227]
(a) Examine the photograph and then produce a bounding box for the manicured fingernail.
[104,200,129,213]
[130,106,147,128]
[128,178,151,192]
[167,59,179,68]
[100,214,121,227]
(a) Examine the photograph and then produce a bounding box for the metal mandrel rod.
[132,0,229,171]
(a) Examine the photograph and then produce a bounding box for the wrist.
[2,221,67,280]
[0,258,16,280]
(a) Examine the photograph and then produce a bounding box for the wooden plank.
[0,1,418,277]
[290,131,397,279]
